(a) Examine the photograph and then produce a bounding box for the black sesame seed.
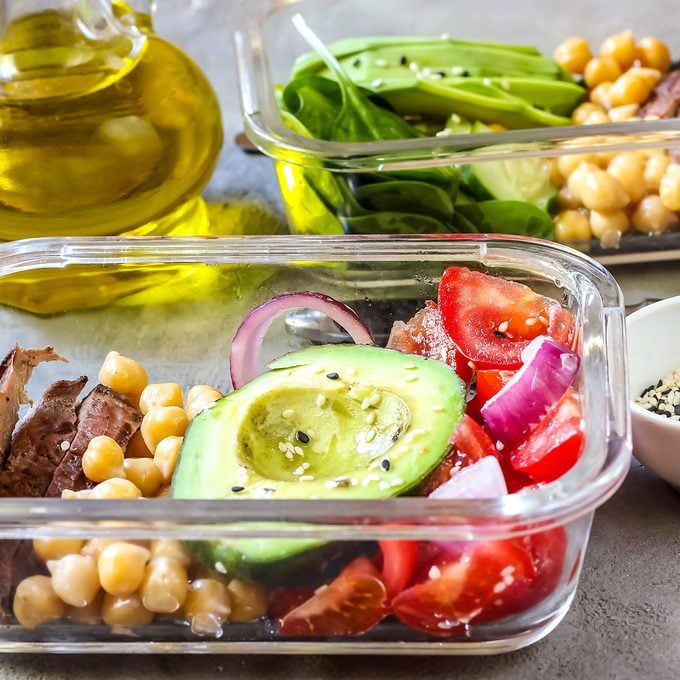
[493,330,506,338]
[435,70,446,77]
[231,485,245,493]
[391,428,401,442]
[400,55,408,65]
[296,431,310,444]
[326,372,339,380]
[657,379,663,388]
[352,57,361,67]
[381,459,391,471]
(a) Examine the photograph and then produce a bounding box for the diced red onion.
[428,456,508,500]
[229,292,374,389]
[480,335,580,445]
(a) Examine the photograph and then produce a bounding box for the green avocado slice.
[172,344,465,580]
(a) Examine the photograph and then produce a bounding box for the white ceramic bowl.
[627,296,680,489]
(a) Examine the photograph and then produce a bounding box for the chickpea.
[584,57,622,89]
[183,578,232,637]
[150,539,191,566]
[123,457,163,497]
[82,435,125,483]
[98,542,150,597]
[659,164,680,211]
[13,575,64,629]
[33,537,84,562]
[582,109,611,125]
[632,195,679,233]
[81,538,119,563]
[589,82,613,110]
[226,579,269,622]
[546,159,564,188]
[607,151,646,203]
[554,210,592,243]
[155,484,172,498]
[62,489,92,500]
[153,435,183,483]
[140,557,189,613]
[125,430,152,458]
[589,209,631,238]
[572,102,607,125]
[567,161,599,202]
[98,351,148,405]
[101,592,154,627]
[608,103,639,122]
[187,385,219,404]
[579,165,630,211]
[90,478,143,499]
[139,383,184,415]
[65,592,103,625]
[609,68,662,108]
[186,389,222,420]
[637,37,672,73]
[558,153,602,178]
[47,554,100,608]
[644,151,671,191]
[141,406,188,453]
[600,30,637,71]
[554,36,592,74]
[487,123,506,132]
[558,186,581,210]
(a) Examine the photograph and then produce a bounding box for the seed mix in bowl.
[635,369,680,419]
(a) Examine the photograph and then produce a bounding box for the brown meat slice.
[638,69,680,119]
[0,346,64,462]
[0,377,86,498]
[45,384,143,497]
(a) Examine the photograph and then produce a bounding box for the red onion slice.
[429,456,508,500]
[230,292,374,389]
[480,335,580,445]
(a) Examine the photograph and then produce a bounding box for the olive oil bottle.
[0,0,223,239]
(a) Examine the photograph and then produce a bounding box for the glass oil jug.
[0,0,223,239]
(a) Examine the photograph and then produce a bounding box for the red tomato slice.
[278,557,389,637]
[386,300,472,383]
[391,540,535,636]
[438,267,575,369]
[466,368,515,419]
[510,390,584,484]
[378,540,418,599]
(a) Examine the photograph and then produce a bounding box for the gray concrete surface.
[1,1,680,678]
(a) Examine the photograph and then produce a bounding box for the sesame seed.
[467,361,476,370]
[500,78,511,90]
[307,429,316,439]
[497,320,509,333]
[299,475,315,481]
[366,412,377,425]
[369,393,381,406]
[378,481,390,491]
[374,58,387,67]
[496,441,505,451]
[323,480,337,489]
[361,397,371,410]
[437,620,457,630]
[409,61,419,72]
[293,465,304,475]
[316,395,327,408]
[380,458,391,471]
[390,478,404,487]
[432,405,444,412]
[482,77,493,86]
[365,427,378,443]
[294,446,304,456]
[538,315,549,325]
[421,67,432,77]
[215,561,227,574]
[296,431,310,444]
[282,409,294,419]
[326,372,339,380]
[230,485,245,493]
[450,66,466,76]
[347,367,357,377]
[302,462,311,470]
[278,442,287,453]
[400,55,407,65]
[352,57,361,67]
[525,317,537,326]
[285,452,294,461]
[371,78,384,88]
[60,440,70,452]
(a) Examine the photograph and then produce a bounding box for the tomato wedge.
[391,540,536,636]
[278,557,389,637]
[466,368,515,419]
[378,540,418,600]
[438,267,575,369]
[510,390,584,484]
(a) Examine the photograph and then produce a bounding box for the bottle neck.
[0,0,151,100]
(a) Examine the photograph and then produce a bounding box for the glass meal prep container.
[235,0,680,264]
[0,234,629,654]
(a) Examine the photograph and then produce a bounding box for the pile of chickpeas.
[550,31,680,244]
[12,351,269,634]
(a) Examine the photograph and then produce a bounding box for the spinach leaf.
[355,180,455,222]
[281,75,343,140]
[456,200,555,239]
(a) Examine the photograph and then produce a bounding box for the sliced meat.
[0,346,64,462]
[638,69,680,119]
[45,384,142,497]
[0,540,48,622]
[0,377,86,498]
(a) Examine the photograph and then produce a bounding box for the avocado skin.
[172,344,464,580]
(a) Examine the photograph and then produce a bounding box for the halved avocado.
[172,344,464,580]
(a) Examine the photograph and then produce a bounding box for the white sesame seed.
[361,398,371,410]
[214,561,227,574]
[367,473,380,482]
[293,466,304,475]
[278,442,287,453]
[371,78,384,88]
[282,409,294,419]
[366,412,377,425]
[286,452,294,461]
[428,565,441,580]
[409,61,419,72]
[300,475,315,482]
[421,67,432,77]
[316,395,327,408]
[525,317,537,326]
[294,446,304,456]
[302,462,310,470]
[467,361,476,370]
[347,367,357,377]
[307,429,316,439]
[369,392,381,406]
[374,58,387,67]
[378,481,390,491]
[538,315,549,325]
[493,581,507,594]
[450,66,466,76]
[432,405,444,412]
[365,427,378,443]
[437,620,457,630]
[60,441,70,452]
[323,480,337,489]
[496,441,505,451]
[390,478,404,487]
[497,320,509,333]
[482,77,493,86]
[500,78,511,90]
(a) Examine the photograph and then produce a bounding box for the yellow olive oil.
[0,7,223,239]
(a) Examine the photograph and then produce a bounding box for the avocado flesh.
[172,344,465,580]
